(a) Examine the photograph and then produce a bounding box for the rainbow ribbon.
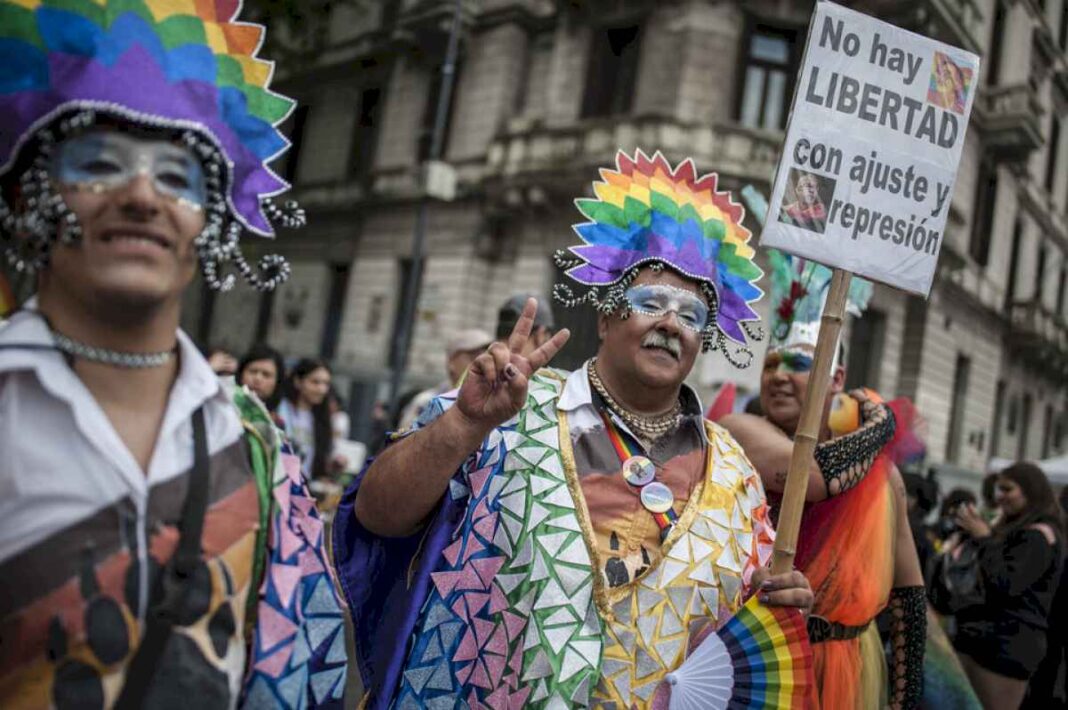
[599,411,679,532]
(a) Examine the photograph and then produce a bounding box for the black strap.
[115,406,210,709]
[806,614,871,643]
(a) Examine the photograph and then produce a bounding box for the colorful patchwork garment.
[334,370,775,708]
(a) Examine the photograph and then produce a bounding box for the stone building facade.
[187,0,1068,480]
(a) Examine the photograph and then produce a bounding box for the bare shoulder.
[1026,523,1059,546]
[718,412,759,431]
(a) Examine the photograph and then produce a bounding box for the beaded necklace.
[586,359,682,446]
[50,329,176,368]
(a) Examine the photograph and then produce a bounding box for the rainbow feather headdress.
[0,0,299,289]
[554,150,765,367]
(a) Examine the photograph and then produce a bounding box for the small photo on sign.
[778,168,835,235]
[927,51,973,114]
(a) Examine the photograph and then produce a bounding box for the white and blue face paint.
[624,283,710,333]
[50,131,207,211]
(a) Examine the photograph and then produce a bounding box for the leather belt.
[806,614,871,643]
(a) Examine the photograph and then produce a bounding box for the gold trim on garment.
[556,401,711,622]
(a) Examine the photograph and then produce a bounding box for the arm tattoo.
[813,400,896,496]
[887,585,926,710]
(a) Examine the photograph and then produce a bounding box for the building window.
[1057,263,1067,312]
[1061,0,1068,49]
[319,263,352,360]
[945,354,971,463]
[417,58,462,162]
[581,24,643,119]
[1046,117,1061,192]
[991,379,1006,456]
[845,308,886,391]
[1019,392,1033,459]
[987,1,1006,86]
[970,159,997,266]
[254,290,276,343]
[388,258,423,366]
[1005,218,1023,308]
[349,86,383,181]
[1043,404,1055,458]
[281,104,311,184]
[1035,244,1048,302]
[737,24,800,131]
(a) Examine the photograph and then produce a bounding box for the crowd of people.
[203,344,353,482]
[0,1,1064,708]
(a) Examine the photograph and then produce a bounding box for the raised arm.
[355,299,569,537]
[721,389,895,502]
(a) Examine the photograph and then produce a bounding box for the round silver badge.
[640,481,674,514]
[622,455,656,487]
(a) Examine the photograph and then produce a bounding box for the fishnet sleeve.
[813,396,896,496]
[887,585,926,709]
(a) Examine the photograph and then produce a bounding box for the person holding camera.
[942,463,1064,709]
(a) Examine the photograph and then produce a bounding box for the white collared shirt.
[0,305,242,613]
[556,360,709,450]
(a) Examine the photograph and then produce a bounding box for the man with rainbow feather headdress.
[722,242,927,709]
[334,150,822,708]
[0,1,346,707]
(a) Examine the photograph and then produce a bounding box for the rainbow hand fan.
[665,595,813,709]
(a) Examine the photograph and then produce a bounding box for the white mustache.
[641,331,682,358]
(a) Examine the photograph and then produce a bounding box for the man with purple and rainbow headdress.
[0,1,347,707]
[334,150,816,708]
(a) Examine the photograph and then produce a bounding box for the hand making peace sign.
[456,298,571,432]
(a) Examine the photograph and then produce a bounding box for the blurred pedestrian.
[496,293,554,357]
[396,328,492,430]
[951,463,1065,709]
[205,344,238,377]
[279,358,336,479]
[902,470,939,580]
[236,343,285,411]
[936,488,979,548]
[1023,485,1068,708]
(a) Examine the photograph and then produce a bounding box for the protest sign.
[760,1,980,296]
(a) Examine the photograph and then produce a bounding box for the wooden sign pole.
[770,268,853,576]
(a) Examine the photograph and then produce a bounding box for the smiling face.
[40,128,205,313]
[760,344,845,436]
[995,476,1027,518]
[596,267,707,392]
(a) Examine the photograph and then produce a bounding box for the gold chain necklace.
[587,359,682,445]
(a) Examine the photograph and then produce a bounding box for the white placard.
[760,1,980,296]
